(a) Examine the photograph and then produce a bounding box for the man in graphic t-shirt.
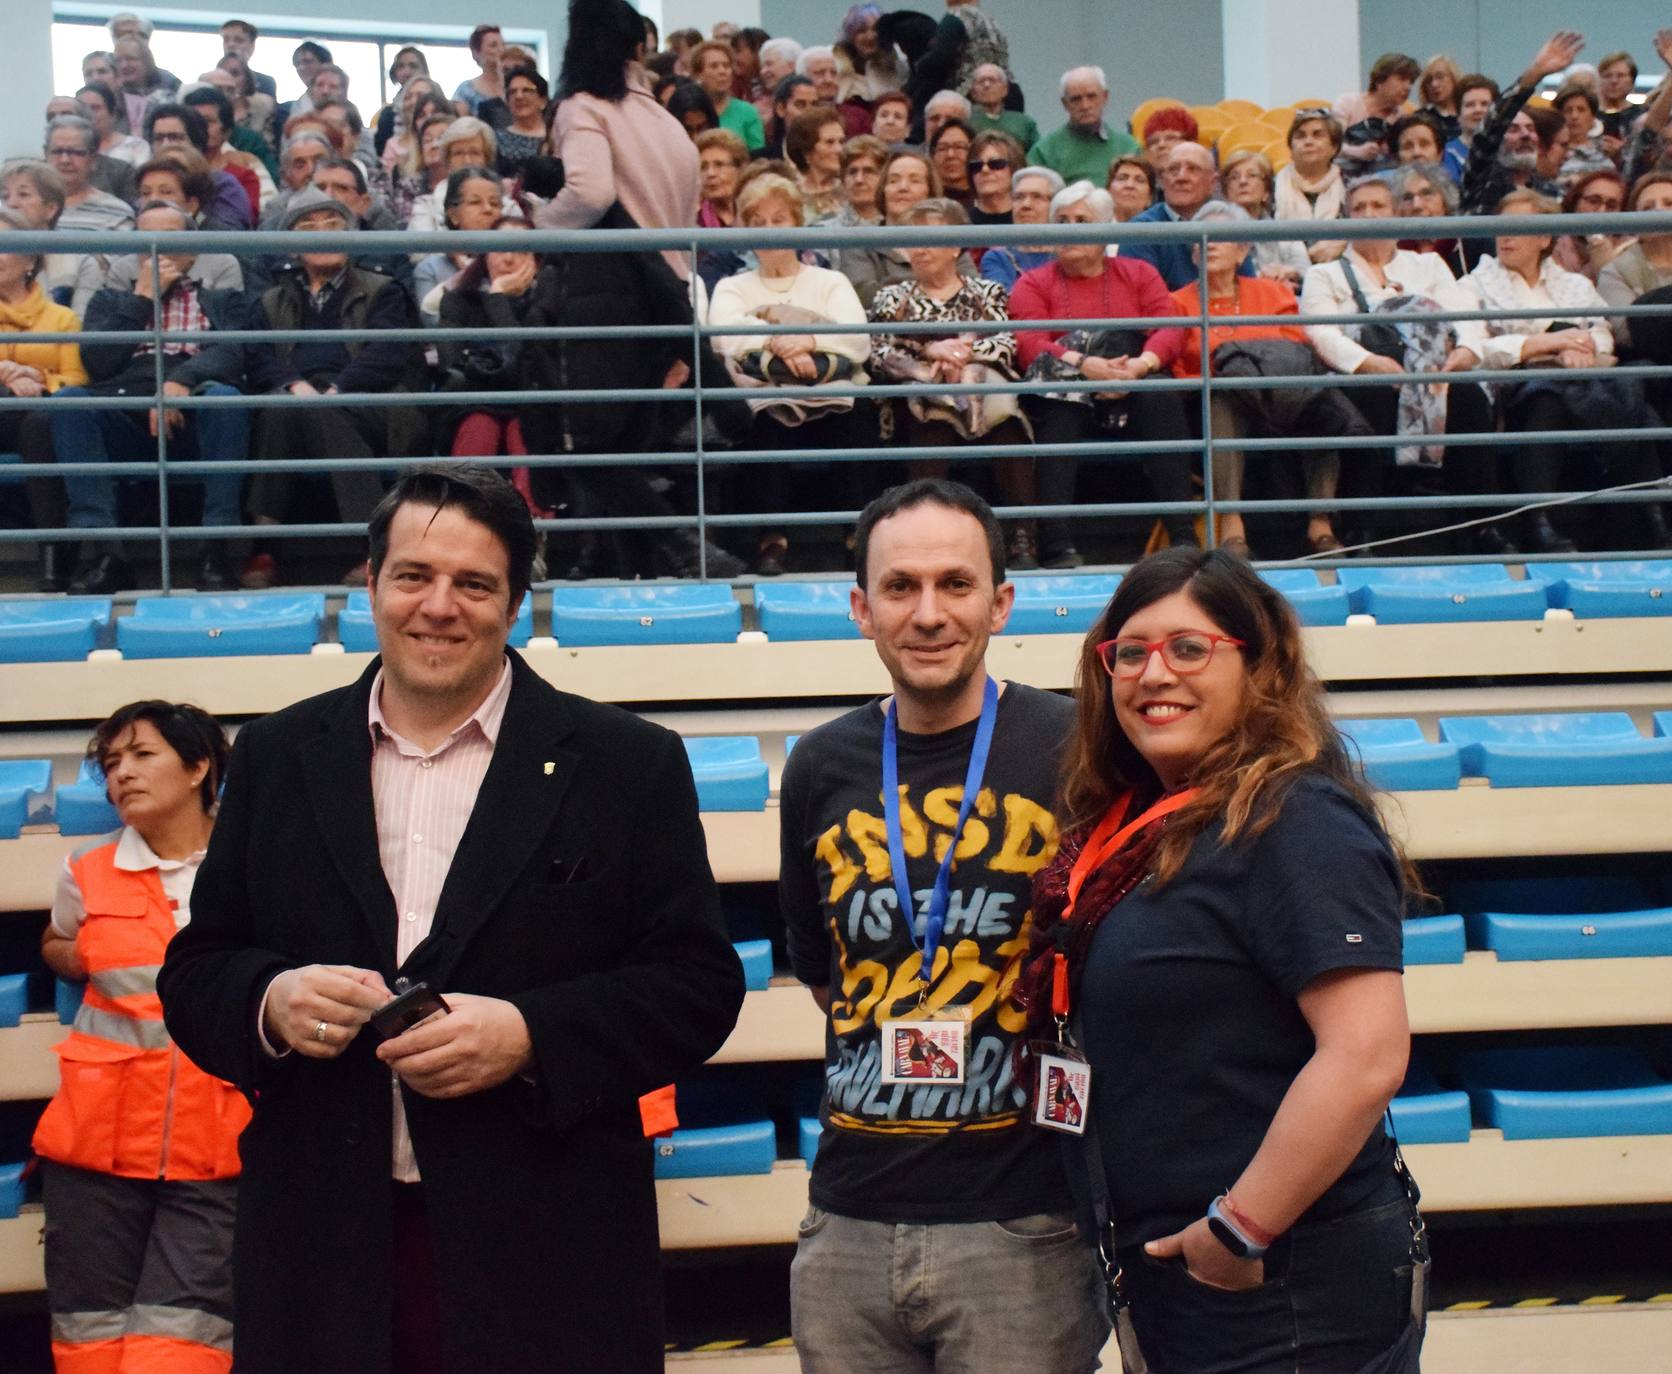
[779,479,1107,1371]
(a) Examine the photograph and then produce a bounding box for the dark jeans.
[1119,1197,1420,1374]
[1028,395,1194,553]
[1504,387,1666,540]
[0,398,61,537]
[248,390,398,525]
[1342,380,1500,538]
[51,383,248,534]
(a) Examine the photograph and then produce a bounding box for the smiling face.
[370,501,516,715]
[1109,588,1247,789]
[101,719,211,832]
[852,501,1011,710]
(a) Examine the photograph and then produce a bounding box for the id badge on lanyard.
[1026,788,1200,1135]
[877,677,998,1088]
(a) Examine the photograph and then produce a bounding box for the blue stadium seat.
[684,738,769,811]
[551,586,741,647]
[1335,565,1546,623]
[0,598,113,663]
[0,1160,25,1220]
[1260,569,1351,627]
[1457,1046,1672,1139]
[799,1116,822,1167]
[1389,1058,1471,1144]
[0,760,52,839]
[1337,718,1462,791]
[338,589,534,651]
[0,973,30,1029]
[1439,712,1672,787]
[1523,560,1672,618]
[56,978,83,1025]
[1006,574,1121,636]
[1655,711,1672,740]
[734,939,773,991]
[1402,914,1466,965]
[117,594,325,659]
[754,581,861,641]
[652,1120,777,1179]
[1465,907,1672,961]
[54,759,120,836]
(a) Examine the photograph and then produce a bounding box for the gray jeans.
[790,1206,1109,1372]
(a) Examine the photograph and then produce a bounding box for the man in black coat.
[158,463,746,1373]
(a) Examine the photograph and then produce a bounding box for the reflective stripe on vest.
[72,1003,173,1051]
[89,965,163,1002]
[51,1310,128,1345]
[128,1304,235,1352]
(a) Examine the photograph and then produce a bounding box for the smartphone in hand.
[368,980,450,1040]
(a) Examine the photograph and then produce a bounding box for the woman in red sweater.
[1170,200,1349,557]
[1010,182,1195,567]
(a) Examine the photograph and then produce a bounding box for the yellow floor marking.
[1513,1298,1559,1308]
[763,1338,796,1348]
[1446,1301,1493,1311]
[1648,1294,1672,1304]
[693,1340,749,1351]
[1579,1295,1625,1306]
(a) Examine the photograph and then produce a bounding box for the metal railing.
[3,210,1669,591]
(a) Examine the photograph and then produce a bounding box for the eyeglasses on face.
[1577,193,1623,211]
[967,157,1011,173]
[1096,631,1247,677]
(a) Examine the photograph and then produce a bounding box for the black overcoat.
[158,652,746,1372]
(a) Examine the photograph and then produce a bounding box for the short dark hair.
[316,155,367,195]
[181,84,236,135]
[1390,110,1446,152]
[220,19,258,41]
[853,479,1004,588]
[145,102,209,154]
[76,81,118,117]
[469,24,502,56]
[1456,73,1500,104]
[1368,52,1421,89]
[368,464,537,612]
[665,80,718,132]
[503,64,549,101]
[88,701,229,814]
[293,41,332,65]
[559,0,644,101]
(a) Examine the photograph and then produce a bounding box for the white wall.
[655,0,762,36]
[1223,0,1360,107]
[6,0,57,161]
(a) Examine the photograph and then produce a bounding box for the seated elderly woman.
[0,208,85,591]
[929,118,976,207]
[1389,111,1452,172]
[1172,202,1373,558]
[836,147,974,307]
[1220,149,1310,286]
[1301,174,1514,553]
[415,166,509,325]
[709,174,872,574]
[785,105,847,220]
[1463,188,1670,552]
[1273,109,1347,263]
[1389,161,1468,276]
[868,196,1038,565]
[695,128,750,294]
[1552,169,1630,283]
[966,129,1025,225]
[407,117,504,233]
[1598,172,1672,356]
[817,134,886,231]
[982,165,1064,292]
[1106,155,1155,224]
[1009,181,1196,566]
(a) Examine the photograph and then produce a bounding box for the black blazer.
[159,652,745,1373]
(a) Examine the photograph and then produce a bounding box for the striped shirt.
[369,657,513,1182]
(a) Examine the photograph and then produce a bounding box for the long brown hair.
[1060,546,1416,891]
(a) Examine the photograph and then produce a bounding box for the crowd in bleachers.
[4,1,1672,591]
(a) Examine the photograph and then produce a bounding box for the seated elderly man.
[798,45,864,134]
[44,96,137,203]
[241,186,424,588]
[1027,66,1139,185]
[968,64,1038,148]
[923,89,971,144]
[258,131,334,228]
[1460,31,1583,214]
[1122,141,1257,290]
[49,200,255,593]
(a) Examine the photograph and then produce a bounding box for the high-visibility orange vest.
[33,839,250,1181]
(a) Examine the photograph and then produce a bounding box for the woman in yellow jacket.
[36,701,248,1374]
[0,206,87,590]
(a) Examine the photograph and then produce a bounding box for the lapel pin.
[543,761,555,775]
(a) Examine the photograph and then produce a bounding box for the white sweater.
[1300,247,1489,374]
[707,265,872,366]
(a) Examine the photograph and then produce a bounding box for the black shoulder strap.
[1339,253,1372,315]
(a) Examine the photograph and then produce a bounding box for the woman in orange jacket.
[35,701,245,1374]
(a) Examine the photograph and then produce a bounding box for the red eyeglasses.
[1095,631,1247,678]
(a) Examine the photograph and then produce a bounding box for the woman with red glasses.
[1015,546,1424,1373]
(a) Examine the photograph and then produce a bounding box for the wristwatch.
[1206,1194,1269,1260]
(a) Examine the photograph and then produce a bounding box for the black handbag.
[1340,255,1407,363]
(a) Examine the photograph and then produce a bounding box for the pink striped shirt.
[369,657,513,1181]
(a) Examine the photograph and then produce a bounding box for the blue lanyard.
[882,677,1000,987]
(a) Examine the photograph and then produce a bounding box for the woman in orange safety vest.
[35,701,246,1374]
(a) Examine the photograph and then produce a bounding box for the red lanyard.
[1051,788,1201,1019]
